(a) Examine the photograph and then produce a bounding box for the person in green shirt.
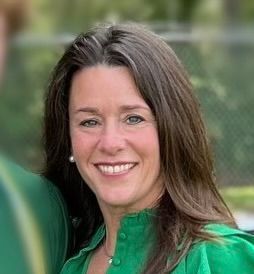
[43,23,254,273]
[0,1,70,273]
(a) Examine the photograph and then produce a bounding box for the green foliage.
[221,186,254,211]
[0,45,65,170]
[29,0,210,33]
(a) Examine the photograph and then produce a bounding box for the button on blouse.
[61,209,254,274]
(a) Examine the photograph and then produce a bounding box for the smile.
[96,163,136,175]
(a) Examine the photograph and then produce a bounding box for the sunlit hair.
[43,23,235,273]
[0,0,28,34]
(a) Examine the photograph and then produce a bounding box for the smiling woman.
[68,66,163,212]
[43,23,254,273]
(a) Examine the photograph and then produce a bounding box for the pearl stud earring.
[69,155,75,163]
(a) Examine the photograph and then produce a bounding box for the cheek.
[70,133,97,184]
[132,127,160,161]
[70,131,95,159]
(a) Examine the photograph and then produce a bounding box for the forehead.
[69,65,147,108]
[71,65,136,92]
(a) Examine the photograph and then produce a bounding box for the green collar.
[72,208,156,260]
[72,210,240,259]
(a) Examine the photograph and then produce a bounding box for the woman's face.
[69,65,164,212]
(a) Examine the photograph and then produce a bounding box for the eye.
[126,115,144,125]
[80,119,99,127]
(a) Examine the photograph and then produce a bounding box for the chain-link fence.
[0,26,253,186]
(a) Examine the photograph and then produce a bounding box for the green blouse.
[61,209,254,274]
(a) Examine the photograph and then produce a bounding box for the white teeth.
[97,163,135,174]
[114,166,120,173]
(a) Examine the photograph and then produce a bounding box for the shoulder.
[0,156,65,214]
[0,156,70,273]
[0,156,44,195]
[176,224,254,274]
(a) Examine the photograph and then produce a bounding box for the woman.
[43,23,254,273]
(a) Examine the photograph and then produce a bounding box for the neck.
[100,205,127,255]
[98,193,163,255]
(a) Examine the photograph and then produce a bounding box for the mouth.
[94,162,137,175]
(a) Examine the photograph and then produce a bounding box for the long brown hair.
[43,23,235,273]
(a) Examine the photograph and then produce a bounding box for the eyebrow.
[75,104,150,114]
[75,107,100,114]
[120,104,150,111]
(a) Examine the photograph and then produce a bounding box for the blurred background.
[0,0,253,229]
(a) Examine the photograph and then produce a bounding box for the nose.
[97,122,126,156]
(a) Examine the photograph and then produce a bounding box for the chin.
[99,192,137,209]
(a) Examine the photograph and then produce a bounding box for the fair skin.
[69,65,164,273]
[0,12,8,84]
